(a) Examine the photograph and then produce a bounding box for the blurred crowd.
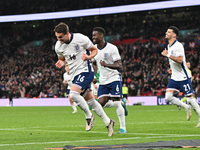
[0,0,166,15]
[119,38,200,96]
[0,3,200,98]
[1,35,200,98]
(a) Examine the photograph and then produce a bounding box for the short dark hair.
[93,27,106,35]
[168,26,179,36]
[54,22,69,34]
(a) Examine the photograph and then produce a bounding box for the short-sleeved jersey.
[63,72,72,90]
[55,33,93,81]
[168,40,191,81]
[94,42,121,85]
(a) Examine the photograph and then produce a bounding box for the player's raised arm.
[55,56,65,68]
[82,45,98,61]
[162,48,183,64]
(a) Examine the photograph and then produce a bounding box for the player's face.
[186,62,190,69]
[92,31,102,44]
[165,29,175,40]
[55,32,69,44]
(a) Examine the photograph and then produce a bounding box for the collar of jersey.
[169,39,177,47]
[65,33,73,44]
[98,41,107,50]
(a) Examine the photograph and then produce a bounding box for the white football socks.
[187,97,200,121]
[165,92,189,110]
[71,104,77,111]
[87,98,110,126]
[104,100,114,108]
[70,91,92,118]
[113,101,126,130]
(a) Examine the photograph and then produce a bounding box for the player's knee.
[165,92,173,101]
[87,98,95,106]
[69,91,80,102]
[186,96,193,103]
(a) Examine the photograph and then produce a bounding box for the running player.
[54,22,115,136]
[161,26,200,128]
[92,27,127,133]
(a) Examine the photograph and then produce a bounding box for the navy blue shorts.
[67,89,70,95]
[72,72,94,90]
[167,78,194,96]
[98,81,122,99]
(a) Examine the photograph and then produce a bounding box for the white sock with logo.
[70,91,92,118]
[87,98,110,126]
[113,101,126,130]
[187,97,200,121]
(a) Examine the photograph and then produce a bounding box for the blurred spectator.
[0,5,200,98]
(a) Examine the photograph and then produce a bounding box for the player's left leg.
[104,99,128,116]
[186,96,200,127]
[112,98,127,133]
[69,96,77,113]
[70,72,95,131]
[85,91,114,136]
[109,81,126,133]
[181,79,200,127]
[86,91,110,125]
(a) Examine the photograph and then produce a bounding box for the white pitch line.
[1,128,199,137]
[0,120,196,131]
[1,134,200,147]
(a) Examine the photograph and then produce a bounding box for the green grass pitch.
[0,105,200,150]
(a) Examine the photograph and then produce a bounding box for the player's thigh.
[179,79,194,96]
[97,84,110,98]
[70,85,82,93]
[167,79,180,93]
[109,81,122,98]
[73,72,94,90]
[98,96,109,106]
[84,90,94,100]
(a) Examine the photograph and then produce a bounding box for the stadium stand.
[0,2,200,98]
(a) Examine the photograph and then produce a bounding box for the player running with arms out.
[161,26,200,128]
[92,27,127,133]
[54,22,115,136]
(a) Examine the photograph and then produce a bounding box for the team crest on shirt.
[69,54,76,60]
[104,53,109,59]
[75,44,80,52]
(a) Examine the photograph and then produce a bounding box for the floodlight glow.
[0,0,199,23]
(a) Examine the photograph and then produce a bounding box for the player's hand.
[63,80,68,84]
[161,48,168,57]
[168,68,172,74]
[100,60,106,67]
[55,60,65,68]
[82,53,89,61]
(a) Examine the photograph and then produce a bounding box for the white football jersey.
[94,42,122,85]
[168,40,191,81]
[55,33,94,81]
[63,72,72,89]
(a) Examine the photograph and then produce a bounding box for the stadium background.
[1,1,200,150]
[0,0,200,103]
